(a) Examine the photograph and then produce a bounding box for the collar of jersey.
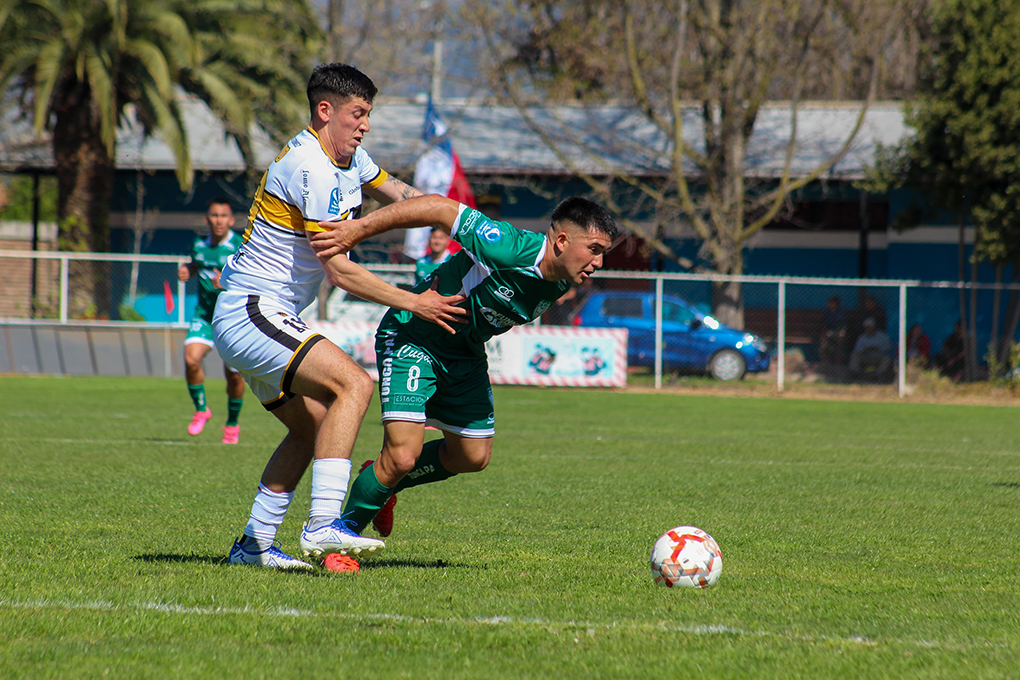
[306,126,353,169]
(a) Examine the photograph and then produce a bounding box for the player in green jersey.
[310,194,618,538]
[177,198,246,444]
[413,226,452,285]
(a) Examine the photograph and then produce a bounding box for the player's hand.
[177,265,190,282]
[310,220,364,259]
[411,278,467,334]
[211,269,222,289]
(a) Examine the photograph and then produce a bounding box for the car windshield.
[663,300,697,324]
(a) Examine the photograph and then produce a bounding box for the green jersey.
[380,206,571,359]
[189,231,243,321]
[414,251,452,285]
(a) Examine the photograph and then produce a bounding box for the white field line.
[0,597,1012,653]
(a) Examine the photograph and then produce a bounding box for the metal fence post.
[654,276,663,390]
[59,256,69,323]
[898,283,907,398]
[177,266,186,325]
[777,280,786,392]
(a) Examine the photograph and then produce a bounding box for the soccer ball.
[650,526,722,589]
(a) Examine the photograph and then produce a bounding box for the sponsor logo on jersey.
[533,300,553,317]
[494,285,515,302]
[396,345,434,364]
[480,306,519,329]
[479,223,502,243]
[329,187,341,214]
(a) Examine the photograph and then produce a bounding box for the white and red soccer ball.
[650,526,723,589]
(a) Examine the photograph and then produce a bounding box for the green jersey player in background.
[413,226,452,285]
[310,194,618,539]
[177,198,246,444]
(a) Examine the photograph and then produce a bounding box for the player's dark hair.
[551,197,619,240]
[207,196,233,212]
[307,63,378,117]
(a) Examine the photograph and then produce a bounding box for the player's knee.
[459,441,492,473]
[462,450,490,473]
[383,447,420,477]
[348,370,375,406]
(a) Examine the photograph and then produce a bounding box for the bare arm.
[177,262,196,282]
[364,175,424,205]
[310,194,461,259]
[319,249,466,333]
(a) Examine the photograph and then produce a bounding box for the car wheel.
[709,349,746,381]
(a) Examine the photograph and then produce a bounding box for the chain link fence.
[3,249,1019,392]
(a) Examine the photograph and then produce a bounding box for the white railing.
[3,249,1019,395]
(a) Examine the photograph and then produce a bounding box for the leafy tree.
[865,0,1020,377]
[463,0,917,325]
[0,0,318,315]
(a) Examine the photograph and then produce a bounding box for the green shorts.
[375,328,495,438]
[184,317,214,347]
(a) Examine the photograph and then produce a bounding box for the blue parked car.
[570,291,771,380]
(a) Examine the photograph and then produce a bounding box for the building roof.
[0,97,908,180]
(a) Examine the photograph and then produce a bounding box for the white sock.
[243,484,293,551]
[307,458,353,531]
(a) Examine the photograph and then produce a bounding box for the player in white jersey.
[214,63,467,571]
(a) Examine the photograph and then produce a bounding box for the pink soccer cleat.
[188,409,212,435]
[222,425,240,444]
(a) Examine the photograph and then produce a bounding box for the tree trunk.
[989,263,1003,375]
[956,210,969,379]
[710,247,744,328]
[52,82,116,318]
[966,255,979,381]
[997,263,1020,368]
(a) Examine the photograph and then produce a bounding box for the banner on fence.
[305,321,628,388]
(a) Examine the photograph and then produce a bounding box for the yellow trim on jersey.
[304,208,353,232]
[306,126,352,169]
[364,168,389,189]
[258,190,319,232]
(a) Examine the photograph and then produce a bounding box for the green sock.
[392,439,457,493]
[188,384,207,412]
[226,398,243,426]
[343,440,457,533]
[343,463,395,533]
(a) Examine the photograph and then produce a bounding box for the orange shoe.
[324,553,360,573]
[360,459,397,537]
[188,409,212,436]
[222,425,240,444]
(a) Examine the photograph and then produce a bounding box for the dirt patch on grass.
[624,371,1020,407]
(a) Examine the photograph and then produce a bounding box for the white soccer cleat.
[227,536,314,570]
[299,518,385,560]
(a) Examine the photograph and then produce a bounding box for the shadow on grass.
[132,553,479,574]
[362,558,479,571]
[992,482,1020,489]
[134,553,226,565]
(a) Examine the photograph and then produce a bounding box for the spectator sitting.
[906,323,931,367]
[849,317,892,381]
[819,295,848,364]
[934,320,966,381]
[848,295,888,351]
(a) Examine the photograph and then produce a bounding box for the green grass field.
[2,376,1019,679]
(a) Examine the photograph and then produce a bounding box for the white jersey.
[220,127,389,314]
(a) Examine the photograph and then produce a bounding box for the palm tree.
[0,0,319,315]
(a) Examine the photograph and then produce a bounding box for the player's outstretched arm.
[364,175,424,205]
[310,195,461,260]
[320,252,467,333]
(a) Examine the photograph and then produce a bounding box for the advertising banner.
[306,321,628,388]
